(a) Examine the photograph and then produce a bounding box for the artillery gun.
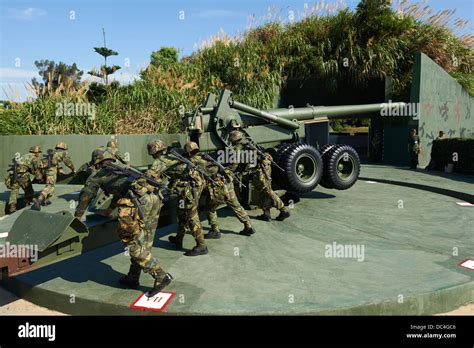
[184,89,405,194]
[0,88,405,279]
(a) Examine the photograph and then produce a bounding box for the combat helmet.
[91,146,106,164]
[29,145,42,153]
[107,139,118,148]
[147,140,166,155]
[184,141,199,156]
[94,150,116,166]
[229,130,242,143]
[55,142,68,150]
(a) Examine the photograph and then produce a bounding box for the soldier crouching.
[74,151,172,297]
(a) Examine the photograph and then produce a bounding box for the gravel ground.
[0,286,65,315]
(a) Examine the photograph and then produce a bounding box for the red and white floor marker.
[130,291,175,312]
[458,259,474,270]
[456,202,474,206]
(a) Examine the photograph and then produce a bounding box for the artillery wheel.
[318,144,338,189]
[278,143,323,193]
[322,144,360,190]
[270,143,294,189]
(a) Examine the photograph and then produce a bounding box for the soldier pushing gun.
[74,150,172,297]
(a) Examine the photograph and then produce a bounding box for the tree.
[150,47,178,69]
[88,28,121,85]
[140,47,179,79]
[354,0,408,42]
[31,60,83,92]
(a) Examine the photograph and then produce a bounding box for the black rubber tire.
[271,143,294,189]
[319,144,338,189]
[322,144,360,190]
[278,143,323,193]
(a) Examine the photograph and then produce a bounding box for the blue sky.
[1,0,472,101]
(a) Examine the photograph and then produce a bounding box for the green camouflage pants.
[40,170,57,200]
[7,173,34,206]
[206,177,250,231]
[117,194,163,281]
[252,168,284,211]
[175,183,206,247]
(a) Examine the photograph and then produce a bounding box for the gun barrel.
[269,102,407,120]
[230,100,300,130]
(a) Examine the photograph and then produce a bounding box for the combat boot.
[168,235,183,249]
[119,263,141,289]
[239,226,256,236]
[119,276,139,289]
[275,209,290,221]
[43,199,52,206]
[146,270,173,298]
[31,198,42,211]
[256,209,271,221]
[204,228,221,239]
[184,245,208,256]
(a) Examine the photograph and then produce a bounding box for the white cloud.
[9,7,46,20]
[0,68,40,79]
[193,10,240,19]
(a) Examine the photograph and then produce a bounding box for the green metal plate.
[6,210,86,252]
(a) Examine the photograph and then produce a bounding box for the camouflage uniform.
[229,131,289,221]
[74,152,172,293]
[250,152,286,211]
[146,140,207,256]
[87,146,106,176]
[106,140,127,164]
[408,130,420,169]
[192,154,254,238]
[5,147,43,212]
[35,142,75,208]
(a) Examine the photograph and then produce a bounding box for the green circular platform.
[1,165,473,315]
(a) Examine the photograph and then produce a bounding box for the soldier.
[184,141,256,238]
[145,140,208,256]
[88,146,106,176]
[74,151,172,297]
[229,130,290,221]
[32,142,75,210]
[4,146,43,213]
[407,129,421,170]
[106,139,127,164]
[435,130,445,141]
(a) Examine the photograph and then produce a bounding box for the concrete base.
[1,166,473,315]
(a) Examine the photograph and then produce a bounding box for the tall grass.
[1,0,472,135]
